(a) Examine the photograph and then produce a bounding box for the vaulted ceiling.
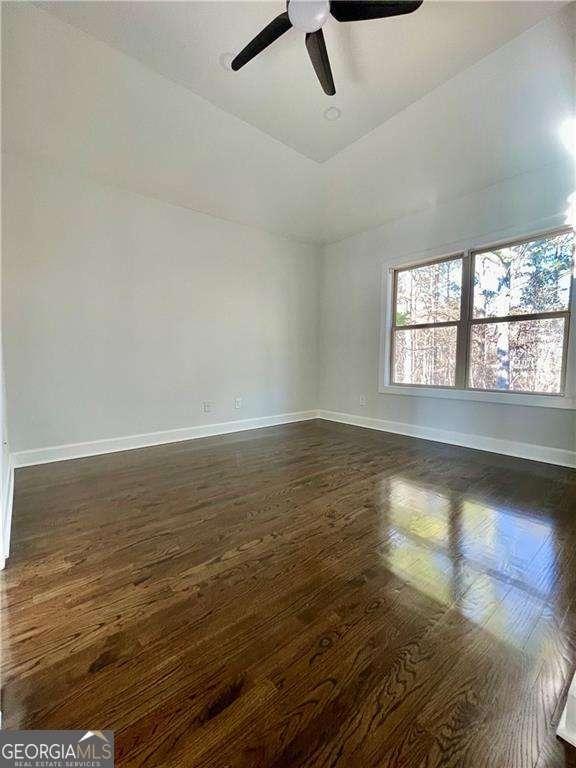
[40,0,563,162]
[3,1,574,243]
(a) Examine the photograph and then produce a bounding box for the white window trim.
[378,223,576,410]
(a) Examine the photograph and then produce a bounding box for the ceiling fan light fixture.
[288,0,330,33]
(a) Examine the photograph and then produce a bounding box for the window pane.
[473,231,574,319]
[393,326,457,386]
[469,317,565,394]
[396,258,462,325]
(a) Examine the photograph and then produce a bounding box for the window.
[388,228,574,396]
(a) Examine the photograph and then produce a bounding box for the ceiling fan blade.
[231,12,292,70]
[330,1,423,23]
[305,29,335,96]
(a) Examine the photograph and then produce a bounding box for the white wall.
[318,163,576,457]
[3,155,319,452]
[3,3,573,245]
[2,1,574,468]
[319,5,576,243]
[0,3,13,567]
[0,281,11,564]
[1,3,322,245]
[317,2,576,461]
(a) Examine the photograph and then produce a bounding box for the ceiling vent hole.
[324,106,341,121]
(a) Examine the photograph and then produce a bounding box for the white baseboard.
[317,410,576,468]
[558,673,576,747]
[2,455,14,561]
[10,407,576,471]
[11,410,318,468]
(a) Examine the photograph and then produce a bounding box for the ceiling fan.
[231,1,423,96]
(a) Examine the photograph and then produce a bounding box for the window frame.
[381,225,575,408]
[390,251,467,390]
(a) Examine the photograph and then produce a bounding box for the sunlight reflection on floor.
[377,475,555,650]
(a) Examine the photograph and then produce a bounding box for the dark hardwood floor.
[2,420,576,767]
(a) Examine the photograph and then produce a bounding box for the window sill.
[378,385,575,409]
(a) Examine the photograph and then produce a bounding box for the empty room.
[1,0,576,765]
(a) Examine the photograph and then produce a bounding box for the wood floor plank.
[2,420,576,767]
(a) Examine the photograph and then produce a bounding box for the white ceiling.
[42,0,563,162]
[3,2,574,244]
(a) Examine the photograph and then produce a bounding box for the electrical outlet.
[234,397,243,410]
[359,395,368,407]
[201,401,213,414]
